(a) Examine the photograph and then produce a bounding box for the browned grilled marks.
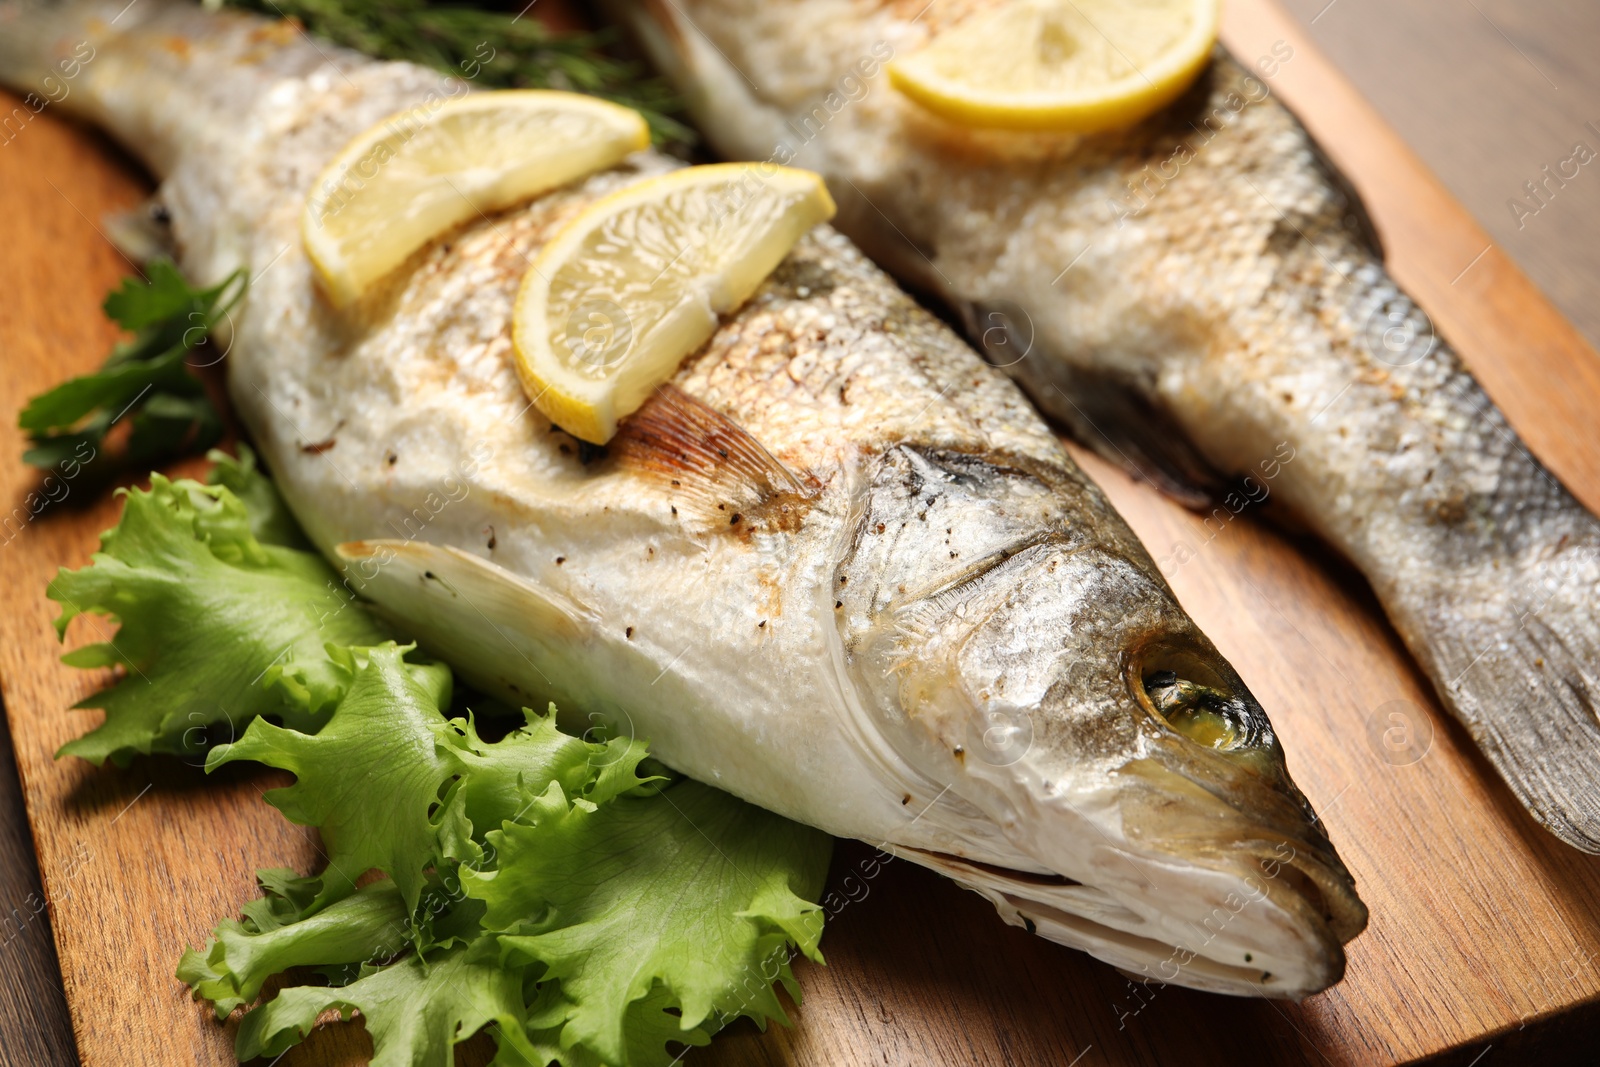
[665,232,1070,480]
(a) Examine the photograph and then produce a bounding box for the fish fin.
[634,0,688,54]
[102,196,177,266]
[1007,363,1225,510]
[1200,49,1385,261]
[334,539,596,708]
[1400,541,1600,853]
[611,385,818,528]
[1299,126,1385,261]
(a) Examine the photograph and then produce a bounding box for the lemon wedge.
[888,0,1219,132]
[512,163,836,444]
[303,91,649,307]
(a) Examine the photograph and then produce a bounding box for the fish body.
[612,0,1600,852]
[1,0,1365,996]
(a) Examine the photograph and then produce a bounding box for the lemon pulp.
[511,164,836,444]
[888,0,1220,132]
[303,91,649,307]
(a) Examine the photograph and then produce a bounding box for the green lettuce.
[48,448,388,765]
[187,635,826,1065]
[177,879,411,1018]
[52,453,832,1065]
[233,941,530,1066]
[478,779,828,1065]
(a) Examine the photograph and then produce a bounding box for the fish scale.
[2,0,1366,998]
[612,0,1600,853]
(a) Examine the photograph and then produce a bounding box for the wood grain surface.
[1277,0,1600,354]
[0,694,78,1064]
[2,2,1599,1066]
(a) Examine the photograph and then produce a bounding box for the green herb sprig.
[223,0,692,144]
[18,261,245,472]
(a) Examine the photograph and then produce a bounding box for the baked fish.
[0,0,1366,996]
[610,0,1600,852]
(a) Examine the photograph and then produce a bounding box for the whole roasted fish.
[0,0,1366,996]
[611,0,1600,852]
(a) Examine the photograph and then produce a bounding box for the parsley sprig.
[18,261,245,472]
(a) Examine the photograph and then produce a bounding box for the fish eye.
[1129,641,1272,753]
[1142,670,1246,750]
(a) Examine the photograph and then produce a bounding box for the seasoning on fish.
[0,0,1366,997]
[611,0,1600,853]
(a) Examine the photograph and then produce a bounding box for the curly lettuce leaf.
[514,983,711,1067]
[234,941,531,1067]
[204,446,311,550]
[54,453,835,1066]
[209,644,454,911]
[208,644,651,913]
[471,780,830,1066]
[188,660,825,1067]
[48,464,388,765]
[435,707,654,866]
[176,878,411,1019]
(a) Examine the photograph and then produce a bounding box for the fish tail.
[0,0,101,92]
[0,0,329,177]
[1391,512,1600,852]
[0,0,175,158]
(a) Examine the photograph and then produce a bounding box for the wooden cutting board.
[3,2,1599,1065]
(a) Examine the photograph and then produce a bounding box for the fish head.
[836,445,1367,997]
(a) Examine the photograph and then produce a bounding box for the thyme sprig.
[223,0,691,143]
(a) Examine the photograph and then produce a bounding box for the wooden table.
[1277,0,1600,354]
[3,2,1599,1065]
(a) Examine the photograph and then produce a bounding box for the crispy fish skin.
[613,0,1600,852]
[2,0,1366,996]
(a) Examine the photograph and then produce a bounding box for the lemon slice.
[512,163,836,444]
[303,90,649,307]
[888,0,1219,132]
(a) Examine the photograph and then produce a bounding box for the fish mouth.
[1057,637,1370,996]
[883,621,1368,999]
[901,836,1359,998]
[1122,636,1368,934]
[830,444,1365,995]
